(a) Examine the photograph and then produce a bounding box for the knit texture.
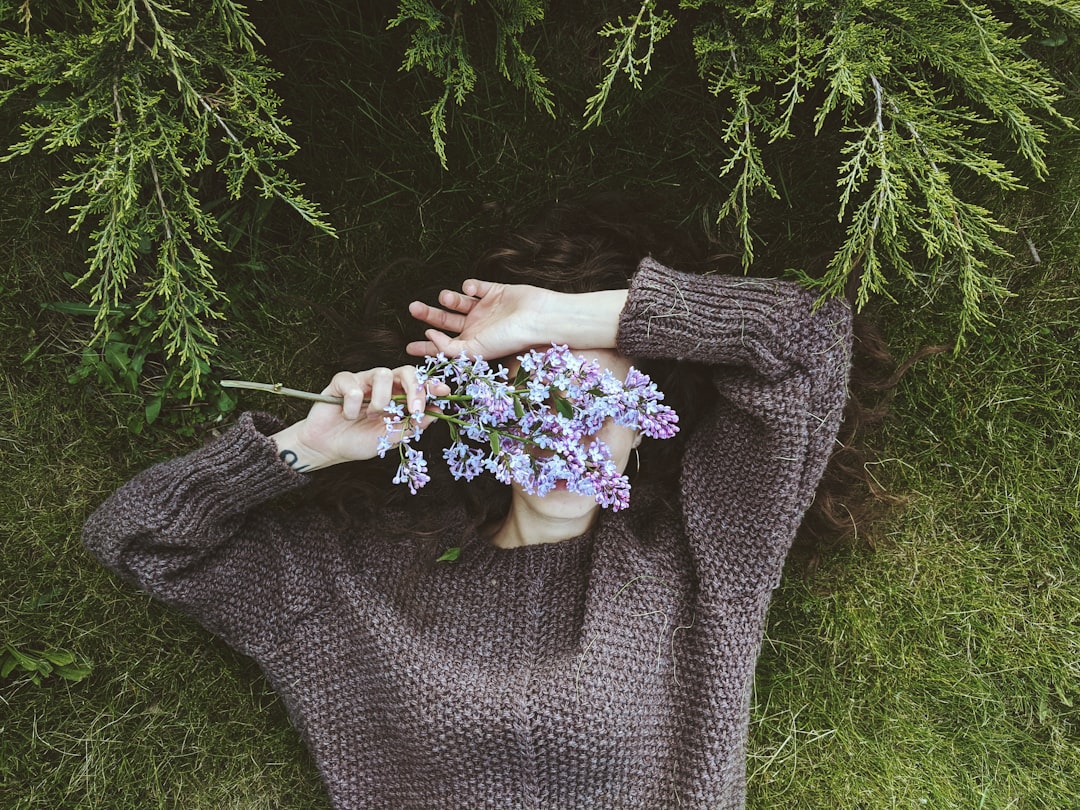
[83,259,853,809]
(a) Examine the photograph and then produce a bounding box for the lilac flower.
[443,444,486,481]
[525,380,550,404]
[392,446,430,494]
[377,343,679,510]
[376,435,394,458]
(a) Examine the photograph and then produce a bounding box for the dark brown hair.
[311,195,910,566]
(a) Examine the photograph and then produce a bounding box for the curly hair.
[309,195,916,569]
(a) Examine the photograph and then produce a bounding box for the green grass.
[2,2,1078,807]
[752,181,1080,806]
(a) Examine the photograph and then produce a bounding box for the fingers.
[407,299,467,334]
[406,328,457,359]
[461,279,497,298]
[397,366,430,417]
[324,371,368,420]
[408,280,498,331]
[367,367,395,416]
[322,366,433,421]
[405,339,436,358]
[442,287,480,315]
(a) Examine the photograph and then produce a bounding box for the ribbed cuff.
[154,411,308,527]
[617,257,842,378]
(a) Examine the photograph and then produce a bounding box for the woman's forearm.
[545,289,628,350]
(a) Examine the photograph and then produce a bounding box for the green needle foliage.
[582,1,676,128]
[1,0,1076,408]
[388,0,554,167]
[392,0,1079,339]
[0,0,334,400]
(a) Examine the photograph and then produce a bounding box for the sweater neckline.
[489,530,594,554]
[457,520,599,574]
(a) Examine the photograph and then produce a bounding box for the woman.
[83,206,854,809]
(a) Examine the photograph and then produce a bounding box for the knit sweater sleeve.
[617,258,853,596]
[82,411,337,657]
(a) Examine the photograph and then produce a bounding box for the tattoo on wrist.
[278,448,311,472]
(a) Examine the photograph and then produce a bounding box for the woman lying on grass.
[84,201,864,809]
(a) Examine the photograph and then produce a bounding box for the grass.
[2,2,1077,807]
[752,184,1080,806]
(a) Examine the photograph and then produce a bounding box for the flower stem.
[222,379,529,405]
[221,379,343,404]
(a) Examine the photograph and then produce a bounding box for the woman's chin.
[512,482,597,515]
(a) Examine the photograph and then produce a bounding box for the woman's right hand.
[406,279,628,361]
[406,280,557,360]
[270,366,449,472]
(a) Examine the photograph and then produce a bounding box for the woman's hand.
[406,279,555,360]
[406,279,628,360]
[270,366,450,472]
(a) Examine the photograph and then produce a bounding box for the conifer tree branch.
[3,0,1078,407]
[584,0,675,128]
[0,0,334,403]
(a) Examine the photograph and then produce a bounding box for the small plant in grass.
[43,296,238,434]
[2,591,92,687]
[1,642,92,686]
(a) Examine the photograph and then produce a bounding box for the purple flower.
[443,444,487,481]
[381,344,679,510]
[392,446,430,494]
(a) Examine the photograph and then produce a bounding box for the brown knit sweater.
[83,260,853,809]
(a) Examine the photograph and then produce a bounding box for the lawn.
[1,2,1077,808]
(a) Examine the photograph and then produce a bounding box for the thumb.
[425,329,462,356]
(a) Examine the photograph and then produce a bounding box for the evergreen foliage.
[391,0,1079,335]
[0,0,334,400]
[582,1,676,128]
[388,0,554,167]
[1,0,1077,406]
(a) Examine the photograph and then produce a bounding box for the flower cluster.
[378,344,679,511]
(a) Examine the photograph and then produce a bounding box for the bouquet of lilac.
[378,344,679,511]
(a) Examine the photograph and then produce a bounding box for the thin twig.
[223,378,533,406]
[221,379,343,404]
[221,379,484,408]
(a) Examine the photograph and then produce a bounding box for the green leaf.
[42,649,75,667]
[5,645,37,670]
[28,588,63,610]
[21,339,48,363]
[145,396,164,425]
[435,547,461,563]
[215,388,237,414]
[553,394,573,419]
[1054,678,1073,707]
[42,301,97,317]
[56,663,93,683]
